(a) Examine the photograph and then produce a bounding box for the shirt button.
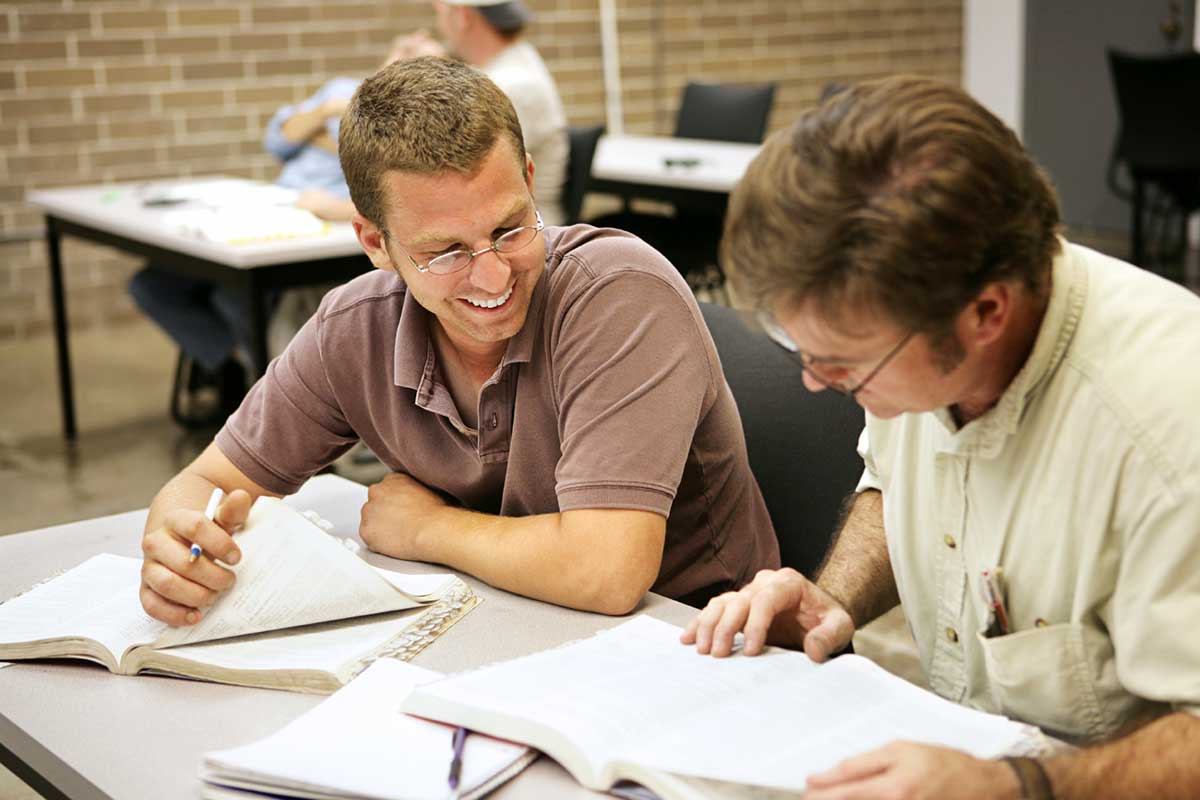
[945,627,959,643]
[943,534,956,549]
[488,412,498,430]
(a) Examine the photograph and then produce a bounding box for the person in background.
[127,36,436,422]
[684,76,1200,798]
[401,0,568,225]
[130,6,567,422]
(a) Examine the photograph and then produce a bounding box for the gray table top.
[0,475,696,799]
[27,178,363,269]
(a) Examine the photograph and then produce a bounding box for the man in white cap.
[401,0,569,225]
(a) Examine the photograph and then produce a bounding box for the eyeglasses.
[757,311,914,397]
[389,209,544,276]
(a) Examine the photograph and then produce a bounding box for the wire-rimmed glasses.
[757,311,914,397]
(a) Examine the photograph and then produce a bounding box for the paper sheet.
[154,498,434,649]
[202,659,533,800]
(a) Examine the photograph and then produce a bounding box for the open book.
[199,658,537,800]
[403,616,1046,799]
[0,497,478,693]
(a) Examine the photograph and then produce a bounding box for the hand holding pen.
[138,484,250,627]
[188,488,225,563]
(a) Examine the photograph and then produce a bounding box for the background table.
[0,475,696,800]
[589,134,760,211]
[26,179,371,442]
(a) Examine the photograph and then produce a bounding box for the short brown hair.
[339,56,526,228]
[722,75,1061,335]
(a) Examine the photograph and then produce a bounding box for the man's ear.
[963,282,1014,349]
[352,213,398,274]
[525,153,535,193]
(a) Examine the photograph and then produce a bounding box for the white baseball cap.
[440,0,533,32]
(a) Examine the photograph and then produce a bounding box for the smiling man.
[684,77,1200,798]
[137,58,778,624]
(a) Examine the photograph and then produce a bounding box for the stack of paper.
[163,206,329,245]
[199,658,537,800]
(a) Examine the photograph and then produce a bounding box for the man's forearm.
[414,507,663,616]
[144,445,275,536]
[279,104,336,145]
[814,489,899,627]
[144,471,224,536]
[1042,711,1200,799]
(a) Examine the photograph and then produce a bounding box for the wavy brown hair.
[722,75,1060,337]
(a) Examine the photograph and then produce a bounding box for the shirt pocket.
[975,622,1106,741]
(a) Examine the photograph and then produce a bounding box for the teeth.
[465,287,513,309]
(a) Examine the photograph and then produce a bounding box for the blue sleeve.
[263,81,345,163]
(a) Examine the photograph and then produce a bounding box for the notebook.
[199,658,537,800]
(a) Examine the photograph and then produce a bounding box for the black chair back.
[1108,49,1200,176]
[674,82,776,144]
[699,303,865,576]
[1106,49,1200,266]
[562,124,604,224]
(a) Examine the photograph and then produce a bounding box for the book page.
[148,607,427,675]
[154,498,428,649]
[372,567,456,600]
[406,616,1036,793]
[202,659,533,800]
[0,554,166,668]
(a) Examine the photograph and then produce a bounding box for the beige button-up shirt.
[857,240,1200,743]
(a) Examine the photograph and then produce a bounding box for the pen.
[448,726,468,792]
[190,487,224,563]
[980,568,1010,636]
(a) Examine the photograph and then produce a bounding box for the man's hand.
[384,30,447,66]
[139,489,251,626]
[295,189,356,221]
[680,567,855,661]
[319,96,350,120]
[804,742,1020,800]
[359,473,449,561]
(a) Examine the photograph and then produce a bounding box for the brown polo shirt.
[216,225,779,606]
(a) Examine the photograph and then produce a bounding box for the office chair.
[674,81,776,144]
[562,124,604,225]
[699,302,865,576]
[591,82,776,286]
[1106,48,1200,271]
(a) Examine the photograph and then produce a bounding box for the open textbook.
[0,498,478,693]
[199,658,537,800]
[403,616,1046,799]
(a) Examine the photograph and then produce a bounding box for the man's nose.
[467,247,511,294]
[801,371,829,394]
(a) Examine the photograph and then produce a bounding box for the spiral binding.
[346,578,482,679]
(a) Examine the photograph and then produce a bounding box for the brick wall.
[0,0,961,340]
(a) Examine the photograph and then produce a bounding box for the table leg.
[248,276,269,378]
[1131,178,1145,268]
[45,218,77,442]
